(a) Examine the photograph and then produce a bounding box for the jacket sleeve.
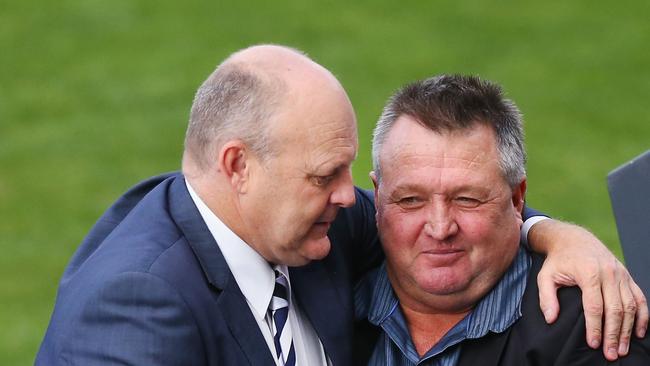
[43,272,204,365]
[523,204,547,221]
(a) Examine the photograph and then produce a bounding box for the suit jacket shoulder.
[36,173,275,365]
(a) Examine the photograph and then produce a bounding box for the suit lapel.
[217,280,277,365]
[168,175,230,288]
[168,176,275,365]
[291,260,352,366]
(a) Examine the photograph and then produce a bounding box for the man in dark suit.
[361,74,650,365]
[37,46,646,365]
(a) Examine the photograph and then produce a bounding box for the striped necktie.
[269,269,296,366]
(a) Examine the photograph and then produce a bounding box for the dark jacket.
[36,173,383,365]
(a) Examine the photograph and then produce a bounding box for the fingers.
[537,269,560,324]
[616,278,637,357]
[581,260,647,361]
[579,271,605,351]
[599,259,623,361]
[630,280,648,339]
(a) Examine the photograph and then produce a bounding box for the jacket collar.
[168,175,232,289]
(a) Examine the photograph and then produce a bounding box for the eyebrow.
[389,184,426,197]
[311,161,350,177]
[390,182,489,197]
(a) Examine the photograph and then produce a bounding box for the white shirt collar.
[185,180,290,320]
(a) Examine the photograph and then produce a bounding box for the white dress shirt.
[186,181,330,366]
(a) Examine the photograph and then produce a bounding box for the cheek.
[285,190,332,235]
[458,210,520,266]
[378,210,426,256]
[298,193,328,219]
[454,209,502,239]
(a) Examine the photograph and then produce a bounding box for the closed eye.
[310,175,335,187]
[454,196,481,208]
[397,196,425,209]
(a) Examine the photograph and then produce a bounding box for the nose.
[330,169,356,208]
[423,201,459,241]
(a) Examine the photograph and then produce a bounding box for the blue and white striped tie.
[269,270,296,366]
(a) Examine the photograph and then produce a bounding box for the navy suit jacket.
[36,173,383,365]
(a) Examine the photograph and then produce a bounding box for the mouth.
[313,221,332,229]
[309,218,334,238]
[310,207,339,235]
[421,249,464,264]
[315,210,338,227]
[424,248,463,255]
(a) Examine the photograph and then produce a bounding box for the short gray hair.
[372,74,526,187]
[184,62,285,170]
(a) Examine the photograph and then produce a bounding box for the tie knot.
[270,270,290,311]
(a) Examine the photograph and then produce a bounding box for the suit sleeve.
[56,272,204,365]
[523,205,547,220]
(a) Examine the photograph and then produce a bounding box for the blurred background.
[1,0,649,363]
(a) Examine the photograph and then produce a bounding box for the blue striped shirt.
[358,246,531,366]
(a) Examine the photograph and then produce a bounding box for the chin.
[415,271,469,296]
[286,256,313,267]
[300,236,332,262]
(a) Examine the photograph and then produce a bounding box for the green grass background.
[1,0,649,363]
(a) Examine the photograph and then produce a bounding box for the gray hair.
[372,74,526,187]
[184,62,285,170]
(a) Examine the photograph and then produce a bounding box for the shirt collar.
[185,180,285,321]
[367,263,399,326]
[466,246,531,337]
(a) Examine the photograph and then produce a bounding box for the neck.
[185,170,249,241]
[400,305,469,357]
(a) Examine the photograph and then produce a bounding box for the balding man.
[37,46,647,365]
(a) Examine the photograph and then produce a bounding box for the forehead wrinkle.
[382,147,498,191]
[304,116,357,162]
[383,144,484,171]
[309,142,357,174]
[308,119,357,144]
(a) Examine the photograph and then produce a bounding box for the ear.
[369,171,380,214]
[218,140,251,193]
[511,178,527,220]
